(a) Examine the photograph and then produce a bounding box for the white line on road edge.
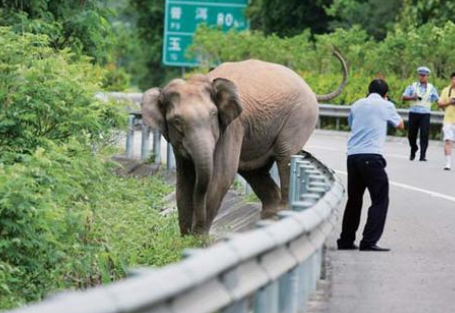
[335,170,455,203]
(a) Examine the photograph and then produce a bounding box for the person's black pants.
[408,112,430,159]
[338,154,389,248]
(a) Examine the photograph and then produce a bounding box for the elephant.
[142,50,348,235]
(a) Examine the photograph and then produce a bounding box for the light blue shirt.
[403,82,439,114]
[347,93,402,156]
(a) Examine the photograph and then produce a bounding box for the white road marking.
[335,170,455,203]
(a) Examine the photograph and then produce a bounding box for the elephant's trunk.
[188,134,215,234]
[315,48,349,102]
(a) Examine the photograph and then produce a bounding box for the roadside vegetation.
[0,28,203,310]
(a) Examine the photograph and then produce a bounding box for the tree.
[125,0,179,89]
[326,0,403,40]
[398,0,455,30]
[0,0,116,64]
[248,0,334,36]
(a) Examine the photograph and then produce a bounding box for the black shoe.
[338,243,359,250]
[419,157,427,162]
[410,153,415,161]
[359,245,391,252]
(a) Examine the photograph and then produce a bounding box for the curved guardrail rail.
[319,103,444,130]
[8,151,344,313]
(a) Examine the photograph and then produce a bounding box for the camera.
[417,96,422,100]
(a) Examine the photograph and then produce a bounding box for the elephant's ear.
[212,78,242,131]
[141,88,169,140]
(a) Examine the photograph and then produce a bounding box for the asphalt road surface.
[306,130,455,313]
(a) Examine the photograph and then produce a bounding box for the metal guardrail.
[319,104,445,129]
[98,92,177,170]
[8,151,344,313]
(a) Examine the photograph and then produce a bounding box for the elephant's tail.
[315,48,348,103]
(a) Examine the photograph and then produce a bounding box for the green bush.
[0,140,203,310]
[0,28,203,310]
[0,27,125,155]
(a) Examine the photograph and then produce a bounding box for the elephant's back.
[208,60,318,169]
[208,60,315,107]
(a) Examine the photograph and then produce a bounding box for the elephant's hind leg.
[239,163,281,219]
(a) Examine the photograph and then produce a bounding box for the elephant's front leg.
[175,157,195,236]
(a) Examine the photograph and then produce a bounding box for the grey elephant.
[142,51,348,235]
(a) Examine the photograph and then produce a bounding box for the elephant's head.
[141,75,242,234]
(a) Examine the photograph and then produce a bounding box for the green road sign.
[163,0,249,67]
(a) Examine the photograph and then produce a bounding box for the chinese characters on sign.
[163,0,249,67]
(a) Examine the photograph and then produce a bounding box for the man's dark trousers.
[338,154,389,248]
[408,112,431,159]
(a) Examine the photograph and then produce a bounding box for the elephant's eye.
[211,110,217,118]
[170,117,184,133]
[172,117,182,125]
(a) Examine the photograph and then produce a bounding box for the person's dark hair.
[368,79,389,97]
[450,72,455,79]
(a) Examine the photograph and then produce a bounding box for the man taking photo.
[402,66,439,161]
[437,72,455,170]
[337,79,404,252]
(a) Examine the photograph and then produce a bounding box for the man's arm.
[402,95,417,101]
[438,88,452,108]
[402,85,416,101]
[438,98,452,108]
[430,86,439,103]
[387,102,405,130]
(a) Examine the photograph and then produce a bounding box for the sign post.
[163,0,249,67]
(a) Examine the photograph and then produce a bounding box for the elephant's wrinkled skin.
[142,53,347,235]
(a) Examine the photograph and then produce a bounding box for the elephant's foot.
[260,209,278,220]
[260,201,289,220]
[260,205,282,219]
[191,221,210,235]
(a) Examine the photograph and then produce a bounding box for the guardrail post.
[254,282,279,313]
[153,130,161,165]
[279,268,298,313]
[126,115,135,158]
[166,142,176,170]
[297,258,310,312]
[140,125,151,160]
[271,162,280,186]
[222,301,248,313]
[221,266,248,313]
[254,287,269,313]
[289,156,306,205]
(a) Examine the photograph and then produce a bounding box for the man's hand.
[396,120,405,130]
[402,94,418,101]
[450,98,455,105]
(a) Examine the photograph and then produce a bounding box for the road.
[305,130,455,313]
